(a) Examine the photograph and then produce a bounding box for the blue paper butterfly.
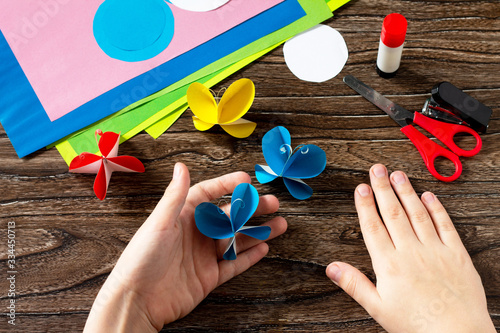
[195,183,271,260]
[255,126,327,200]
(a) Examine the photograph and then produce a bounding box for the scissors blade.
[343,75,414,128]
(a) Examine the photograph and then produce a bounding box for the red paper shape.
[69,130,145,200]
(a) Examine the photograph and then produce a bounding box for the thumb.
[146,162,191,229]
[326,262,381,315]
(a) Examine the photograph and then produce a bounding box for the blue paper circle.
[93,0,175,62]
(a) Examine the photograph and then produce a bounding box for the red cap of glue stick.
[381,13,407,48]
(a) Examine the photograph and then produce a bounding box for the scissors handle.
[413,112,482,157]
[401,125,462,182]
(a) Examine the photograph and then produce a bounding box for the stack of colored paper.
[0,0,349,163]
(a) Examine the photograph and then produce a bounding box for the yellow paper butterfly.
[187,78,257,138]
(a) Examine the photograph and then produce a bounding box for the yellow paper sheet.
[327,0,350,12]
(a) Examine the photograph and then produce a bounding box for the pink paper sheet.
[0,0,282,121]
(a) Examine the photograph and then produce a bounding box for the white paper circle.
[168,0,230,12]
[283,24,349,83]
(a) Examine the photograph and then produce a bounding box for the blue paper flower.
[255,126,327,200]
[195,183,271,260]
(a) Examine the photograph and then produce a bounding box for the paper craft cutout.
[69,130,145,200]
[255,126,326,200]
[168,0,231,12]
[283,24,348,82]
[195,183,271,260]
[187,78,257,138]
[93,0,175,62]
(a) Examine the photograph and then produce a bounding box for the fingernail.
[357,184,370,197]
[423,192,435,204]
[372,164,386,178]
[392,172,406,185]
[173,163,182,179]
[327,264,342,286]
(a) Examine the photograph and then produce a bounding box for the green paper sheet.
[145,105,187,139]
[56,0,339,165]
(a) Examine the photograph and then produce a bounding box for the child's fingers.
[251,194,280,217]
[187,171,251,208]
[369,164,417,248]
[218,195,280,218]
[421,192,464,249]
[326,262,381,316]
[389,171,440,245]
[217,243,269,287]
[355,184,394,260]
[216,216,287,261]
[146,162,191,230]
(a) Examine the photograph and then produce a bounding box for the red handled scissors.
[343,75,482,182]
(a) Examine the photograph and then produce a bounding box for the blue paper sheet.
[255,126,327,200]
[195,183,271,260]
[0,0,305,157]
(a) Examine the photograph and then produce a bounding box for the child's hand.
[326,164,496,333]
[84,163,287,332]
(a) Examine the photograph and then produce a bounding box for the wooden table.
[1,0,499,331]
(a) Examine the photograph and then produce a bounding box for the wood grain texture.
[0,0,499,331]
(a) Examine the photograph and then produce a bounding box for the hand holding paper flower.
[84,164,287,332]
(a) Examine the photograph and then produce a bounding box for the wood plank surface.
[1,0,499,331]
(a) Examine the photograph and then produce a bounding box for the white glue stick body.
[376,13,407,78]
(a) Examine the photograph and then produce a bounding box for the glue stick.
[376,13,407,78]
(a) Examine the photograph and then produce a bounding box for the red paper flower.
[69,130,145,200]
